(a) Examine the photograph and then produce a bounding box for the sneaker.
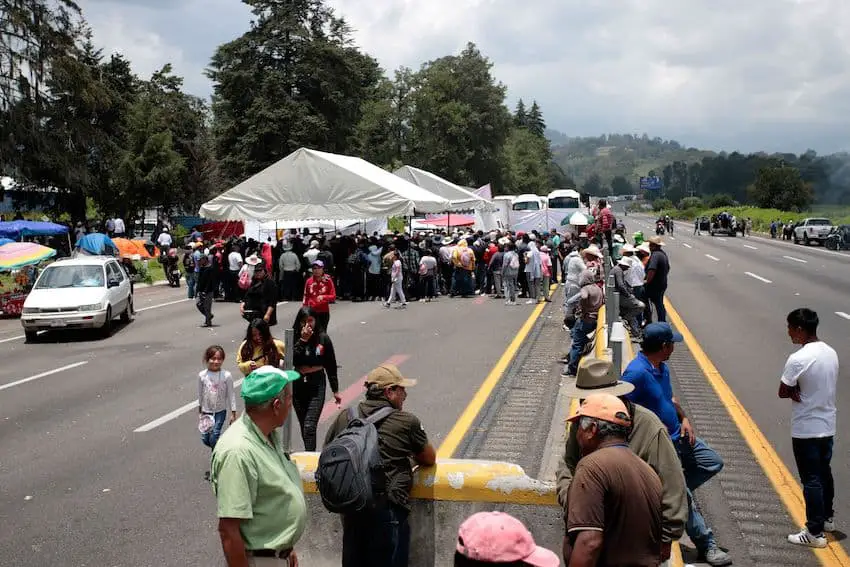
[560,372,576,379]
[825,518,836,532]
[525,299,535,304]
[787,528,827,548]
[505,300,511,306]
[702,545,733,565]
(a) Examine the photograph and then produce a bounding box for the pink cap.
[456,512,560,566]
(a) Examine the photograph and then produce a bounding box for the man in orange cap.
[564,393,664,567]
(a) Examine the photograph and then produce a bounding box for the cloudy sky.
[77,0,850,154]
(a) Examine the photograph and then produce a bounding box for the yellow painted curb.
[665,297,850,566]
[291,453,557,505]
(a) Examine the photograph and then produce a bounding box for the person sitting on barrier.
[556,357,687,566]
[611,257,646,340]
[454,511,560,566]
[211,366,307,567]
[323,364,437,567]
[622,323,732,566]
[561,269,604,379]
[563,392,664,567]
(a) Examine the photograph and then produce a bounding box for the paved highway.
[630,213,850,534]
[0,285,537,566]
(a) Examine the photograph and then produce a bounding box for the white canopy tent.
[199,148,451,221]
[392,166,495,212]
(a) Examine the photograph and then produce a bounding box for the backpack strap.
[347,405,361,424]
[364,406,396,425]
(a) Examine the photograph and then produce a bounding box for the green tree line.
[652,150,850,212]
[1,0,565,223]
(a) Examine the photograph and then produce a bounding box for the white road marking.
[745,271,772,284]
[0,334,25,344]
[669,236,676,240]
[682,243,693,249]
[744,244,758,250]
[705,254,720,261]
[836,312,850,321]
[0,361,89,392]
[136,298,191,312]
[134,378,245,432]
[782,255,808,264]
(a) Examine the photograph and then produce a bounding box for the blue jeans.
[566,318,597,375]
[792,436,834,535]
[186,272,197,299]
[453,269,473,296]
[342,502,410,567]
[200,410,227,449]
[677,436,724,550]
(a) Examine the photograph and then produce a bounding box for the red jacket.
[303,275,336,313]
[598,208,614,232]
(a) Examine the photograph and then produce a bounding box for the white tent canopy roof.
[198,148,451,221]
[393,165,494,212]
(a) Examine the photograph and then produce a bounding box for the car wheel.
[25,330,39,343]
[121,297,134,323]
[101,306,113,338]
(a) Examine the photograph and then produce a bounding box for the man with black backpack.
[320,364,436,567]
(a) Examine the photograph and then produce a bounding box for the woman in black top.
[292,306,341,450]
[241,261,278,326]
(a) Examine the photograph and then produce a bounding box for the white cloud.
[76,0,850,153]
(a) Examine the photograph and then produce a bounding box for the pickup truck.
[793,218,833,245]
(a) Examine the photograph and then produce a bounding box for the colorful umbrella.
[0,241,57,271]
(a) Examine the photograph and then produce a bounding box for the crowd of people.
[188,198,837,567]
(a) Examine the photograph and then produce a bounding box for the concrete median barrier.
[290,453,564,566]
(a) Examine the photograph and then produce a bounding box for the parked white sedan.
[20,256,134,342]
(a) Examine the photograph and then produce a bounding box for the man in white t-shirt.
[779,308,838,548]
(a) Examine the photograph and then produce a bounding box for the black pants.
[292,371,326,451]
[343,501,410,567]
[367,273,382,299]
[315,311,330,332]
[645,288,666,323]
[793,436,834,535]
[280,270,300,301]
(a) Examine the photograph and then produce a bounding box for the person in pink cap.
[455,511,560,566]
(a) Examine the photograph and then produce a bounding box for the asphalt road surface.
[0,284,537,566]
[630,213,850,530]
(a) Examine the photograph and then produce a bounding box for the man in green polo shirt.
[211,366,307,567]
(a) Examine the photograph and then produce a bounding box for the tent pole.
[447,211,451,231]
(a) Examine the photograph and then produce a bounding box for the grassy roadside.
[659,205,850,233]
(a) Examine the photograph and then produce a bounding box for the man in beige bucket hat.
[557,357,687,564]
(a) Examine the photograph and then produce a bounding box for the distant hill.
[546,131,716,186]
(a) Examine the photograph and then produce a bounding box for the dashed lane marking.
[835,312,850,321]
[745,271,772,283]
[0,361,89,392]
[705,254,720,262]
[682,243,692,249]
[743,244,758,250]
[782,255,808,264]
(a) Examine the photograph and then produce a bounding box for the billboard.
[639,176,662,191]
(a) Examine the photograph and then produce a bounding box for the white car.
[20,256,134,342]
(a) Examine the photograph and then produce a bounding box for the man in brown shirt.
[564,393,663,567]
[324,364,436,567]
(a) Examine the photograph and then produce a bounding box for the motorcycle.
[655,221,666,236]
[160,249,181,287]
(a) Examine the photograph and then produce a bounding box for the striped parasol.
[0,241,57,271]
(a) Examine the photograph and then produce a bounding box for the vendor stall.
[0,242,56,316]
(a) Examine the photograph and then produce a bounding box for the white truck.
[793,218,833,246]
